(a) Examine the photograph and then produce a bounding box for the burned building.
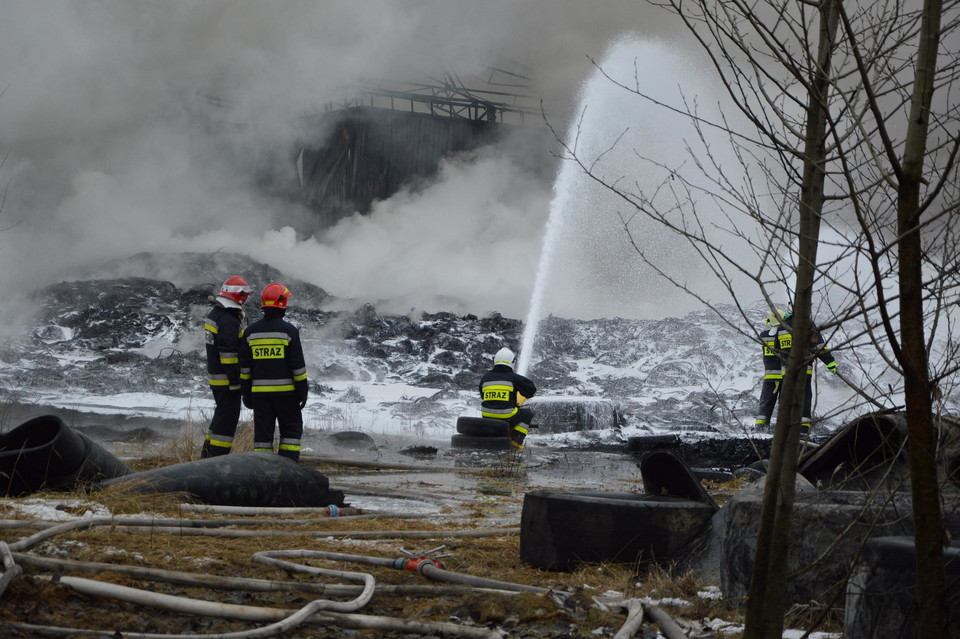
[295,71,546,229]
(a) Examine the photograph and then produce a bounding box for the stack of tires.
[451,416,513,451]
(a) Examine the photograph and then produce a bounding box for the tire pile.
[451,416,513,450]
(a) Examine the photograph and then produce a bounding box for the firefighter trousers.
[493,407,536,447]
[202,387,242,457]
[755,375,814,428]
[250,395,303,463]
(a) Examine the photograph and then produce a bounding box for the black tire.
[324,430,377,450]
[98,451,345,508]
[0,415,131,497]
[690,468,735,483]
[733,466,766,480]
[520,489,717,571]
[450,434,514,451]
[74,432,134,484]
[845,537,960,639]
[638,450,719,507]
[626,434,681,452]
[456,417,509,437]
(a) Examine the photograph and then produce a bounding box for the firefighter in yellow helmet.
[238,283,309,463]
[479,347,537,452]
[201,275,251,458]
[755,309,837,432]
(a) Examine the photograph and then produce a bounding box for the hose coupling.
[393,556,446,572]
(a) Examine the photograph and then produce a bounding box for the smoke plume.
[0,1,695,321]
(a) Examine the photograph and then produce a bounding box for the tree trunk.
[743,2,841,637]
[898,1,947,635]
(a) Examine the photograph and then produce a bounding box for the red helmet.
[261,282,292,309]
[218,275,251,307]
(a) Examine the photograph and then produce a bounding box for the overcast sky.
[0,1,725,323]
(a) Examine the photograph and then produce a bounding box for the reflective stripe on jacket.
[479,365,537,420]
[204,304,244,390]
[239,316,308,395]
[760,321,836,378]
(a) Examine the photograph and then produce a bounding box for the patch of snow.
[35,325,74,344]
[35,539,88,557]
[344,495,445,515]
[1,498,111,521]
[103,547,146,562]
[641,596,692,608]
[698,585,723,600]
[711,622,841,639]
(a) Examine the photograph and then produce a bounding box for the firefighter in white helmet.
[201,275,252,458]
[479,346,537,452]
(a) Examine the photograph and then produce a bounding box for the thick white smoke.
[0,1,693,322]
[248,149,551,318]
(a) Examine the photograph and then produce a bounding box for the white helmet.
[494,347,515,368]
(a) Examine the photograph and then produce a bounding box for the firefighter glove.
[827,361,838,374]
[297,383,308,410]
[242,392,253,409]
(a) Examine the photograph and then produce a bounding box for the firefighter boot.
[510,423,529,454]
[800,419,814,450]
[200,436,213,459]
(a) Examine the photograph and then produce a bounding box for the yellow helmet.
[765,308,786,326]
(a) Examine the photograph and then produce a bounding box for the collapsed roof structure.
[295,66,546,228]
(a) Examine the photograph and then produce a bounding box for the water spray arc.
[516,48,610,375]
[516,36,652,375]
[515,36,729,374]
[516,155,579,375]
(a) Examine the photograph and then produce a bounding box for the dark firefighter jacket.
[204,301,244,391]
[479,365,537,420]
[761,318,836,379]
[239,311,308,397]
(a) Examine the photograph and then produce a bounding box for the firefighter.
[239,283,309,463]
[201,275,252,458]
[479,347,537,452]
[755,309,837,432]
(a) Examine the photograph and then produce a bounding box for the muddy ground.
[0,422,821,638]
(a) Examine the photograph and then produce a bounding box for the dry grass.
[0,435,764,638]
[701,475,749,506]
[0,496,664,638]
[634,562,734,620]
[93,482,195,515]
[785,600,845,634]
[149,418,258,465]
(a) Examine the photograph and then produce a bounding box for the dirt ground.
[0,443,759,638]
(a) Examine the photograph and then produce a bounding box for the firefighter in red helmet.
[201,275,252,458]
[239,283,309,462]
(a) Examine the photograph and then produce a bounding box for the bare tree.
[870,1,952,633]
[551,0,960,635]
[741,3,843,635]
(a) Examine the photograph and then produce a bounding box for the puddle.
[342,494,446,515]
[4,405,647,517]
[322,445,646,521]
